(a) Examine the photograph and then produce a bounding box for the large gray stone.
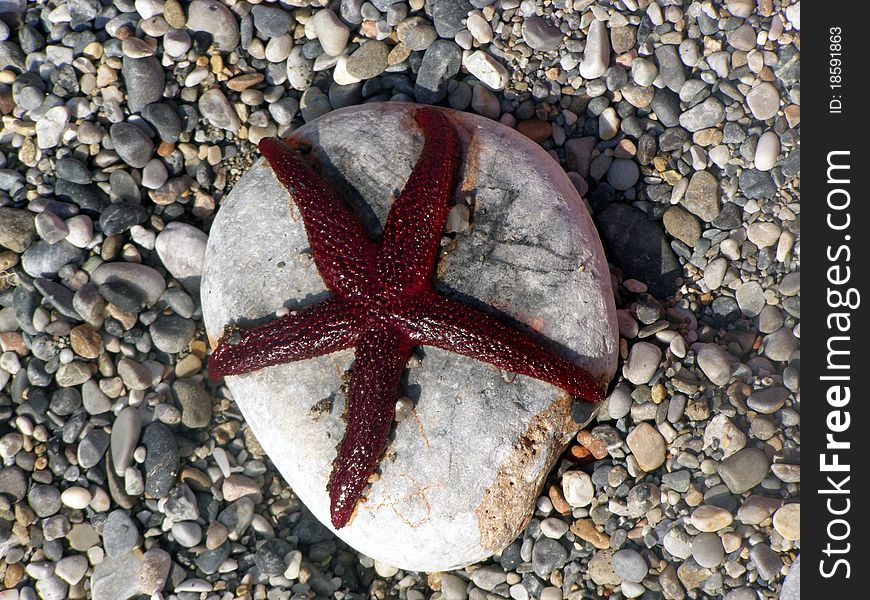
[201,103,617,572]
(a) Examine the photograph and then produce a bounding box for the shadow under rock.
[594,202,681,299]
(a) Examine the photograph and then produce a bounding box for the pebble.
[683,171,721,222]
[140,548,172,595]
[111,406,142,476]
[431,0,471,38]
[103,509,139,557]
[61,486,92,509]
[663,528,693,559]
[691,505,733,532]
[718,448,770,494]
[251,4,293,38]
[631,58,658,87]
[521,17,562,52]
[100,202,149,236]
[154,221,208,288]
[606,159,640,191]
[55,555,88,585]
[704,415,746,458]
[464,51,509,91]
[198,88,241,132]
[531,538,568,578]
[90,549,143,600]
[122,56,165,114]
[78,429,110,468]
[754,131,780,170]
[772,503,800,541]
[415,40,462,103]
[34,211,69,244]
[186,0,240,51]
[22,241,83,278]
[310,9,350,56]
[36,106,70,149]
[579,19,609,79]
[400,18,438,51]
[612,549,648,583]
[679,97,725,132]
[0,208,36,252]
[762,327,799,361]
[746,82,780,120]
[735,281,765,317]
[110,122,155,168]
[750,544,782,581]
[173,379,213,428]
[692,532,725,568]
[28,484,63,517]
[654,45,685,92]
[142,422,179,497]
[561,470,594,508]
[346,41,390,79]
[172,521,203,547]
[626,423,666,471]
[663,206,701,246]
[141,102,181,143]
[255,538,292,575]
[624,342,661,385]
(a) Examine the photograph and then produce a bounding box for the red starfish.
[209,108,605,528]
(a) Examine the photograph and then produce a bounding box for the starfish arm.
[399,293,605,404]
[209,298,359,378]
[259,137,377,297]
[328,326,413,528]
[376,109,463,294]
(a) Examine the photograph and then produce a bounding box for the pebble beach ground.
[0,0,799,599]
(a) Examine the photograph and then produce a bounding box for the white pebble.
[561,470,594,508]
[61,486,92,509]
[754,131,780,171]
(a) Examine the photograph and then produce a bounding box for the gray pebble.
[142,422,179,498]
[173,379,213,428]
[612,548,648,583]
[718,448,770,494]
[122,56,165,114]
[103,509,139,558]
[22,241,83,278]
[692,532,724,568]
[110,122,155,168]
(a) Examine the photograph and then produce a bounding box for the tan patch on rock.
[475,392,577,553]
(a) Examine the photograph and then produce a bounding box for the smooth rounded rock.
[611,549,647,583]
[772,503,799,541]
[155,221,208,290]
[626,422,666,471]
[201,103,617,571]
[186,0,240,51]
[754,131,780,171]
[578,19,609,80]
[624,342,661,385]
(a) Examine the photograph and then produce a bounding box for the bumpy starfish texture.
[209,108,606,528]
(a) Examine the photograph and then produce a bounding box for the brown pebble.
[227,73,265,92]
[569,444,592,460]
[548,483,571,514]
[570,519,611,549]
[180,466,212,492]
[157,141,176,157]
[388,43,412,66]
[0,91,15,115]
[576,430,608,459]
[164,0,187,28]
[0,331,27,355]
[516,119,552,144]
[70,324,104,359]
